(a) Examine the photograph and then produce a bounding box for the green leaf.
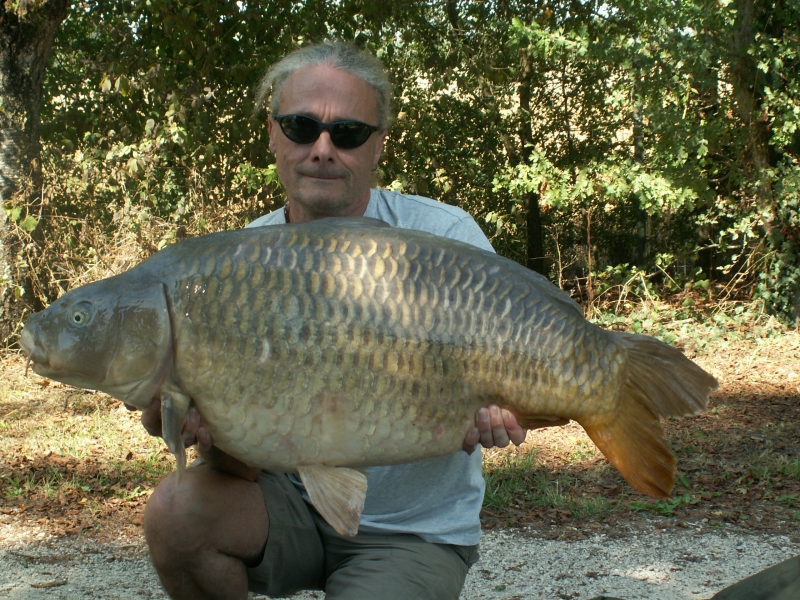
[115,75,131,96]
[694,279,710,291]
[8,207,22,222]
[127,157,140,176]
[19,215,38,232]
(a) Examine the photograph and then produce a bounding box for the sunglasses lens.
[277,115,375,148]
[279,115,322,144]
[330,122,373,149]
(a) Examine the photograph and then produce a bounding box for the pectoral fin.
[161,390,191,482]
[298,465,367,537]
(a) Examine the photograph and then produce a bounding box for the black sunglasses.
[273,114,379,149]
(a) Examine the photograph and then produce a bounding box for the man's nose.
[309,130,336,160]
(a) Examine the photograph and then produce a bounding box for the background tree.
[1,0,69,344]
[2,0,798,347]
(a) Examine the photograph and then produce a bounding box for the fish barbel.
[20,218,717,535]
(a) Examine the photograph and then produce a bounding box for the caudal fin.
[582,333,718,498]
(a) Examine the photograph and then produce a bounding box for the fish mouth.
[19,327,36,356]
[19,327,54,377]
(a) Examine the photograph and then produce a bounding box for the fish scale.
[170,225,583,470]
[21,217,718,536]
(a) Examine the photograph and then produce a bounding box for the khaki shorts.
[246,471,479,599]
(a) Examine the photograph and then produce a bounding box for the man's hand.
[126,399,212,452]
[463,405,527,454]
[125,400,259,481]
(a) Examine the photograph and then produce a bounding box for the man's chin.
[294,188,352,212]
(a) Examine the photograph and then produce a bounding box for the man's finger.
[195,425,212,453]
[462,426,480,455]
[140,398,163,437]
[476,407,494,448]
[181,407,201,447]
[488,405,510,448]
[502,409,528,446]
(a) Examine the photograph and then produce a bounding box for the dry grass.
[0,354,174,541]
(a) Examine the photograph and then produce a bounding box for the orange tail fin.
[581,333,718,498]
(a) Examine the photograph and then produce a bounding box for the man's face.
[268,64,387,222]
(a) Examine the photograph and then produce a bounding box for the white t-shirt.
[247,188,494,545]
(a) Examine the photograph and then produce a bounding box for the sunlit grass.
[0,356,173,509]
[629,493,701,517]
[482,444,612,521]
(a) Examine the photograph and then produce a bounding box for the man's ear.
[268,116,277,153]
[372,130,388,166]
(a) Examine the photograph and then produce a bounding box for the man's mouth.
[298,168,347,181]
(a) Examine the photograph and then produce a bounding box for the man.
[141,41,532,600]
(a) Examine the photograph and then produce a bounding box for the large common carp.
[20,218,717,535]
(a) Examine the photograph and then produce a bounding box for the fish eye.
[70,301,93,327]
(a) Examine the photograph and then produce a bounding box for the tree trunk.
[0,0,69,345]
[518,50,546,275]
[730,0,773,201]
[631,103,648,268]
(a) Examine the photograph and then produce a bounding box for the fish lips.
[20,322,79,381]
[19,326,37,358]
[19,325,50,375]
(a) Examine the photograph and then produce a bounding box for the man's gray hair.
[255,41,393,130]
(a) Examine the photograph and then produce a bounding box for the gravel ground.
[1,522,797,599]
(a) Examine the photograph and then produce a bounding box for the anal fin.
[510,411,570,430]
[298,465,367,537]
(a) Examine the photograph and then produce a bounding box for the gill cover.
[105,282,174,407]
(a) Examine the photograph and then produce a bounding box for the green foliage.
[629,493,701,517]
[30,0,800,319]
[42,0,290,225]
[2,203,38,232]
[757,161,800,318]
[780,459,800,480]
[776,494,800,509]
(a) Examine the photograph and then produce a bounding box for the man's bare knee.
[144,471,209,568]
[144,467,269,571]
